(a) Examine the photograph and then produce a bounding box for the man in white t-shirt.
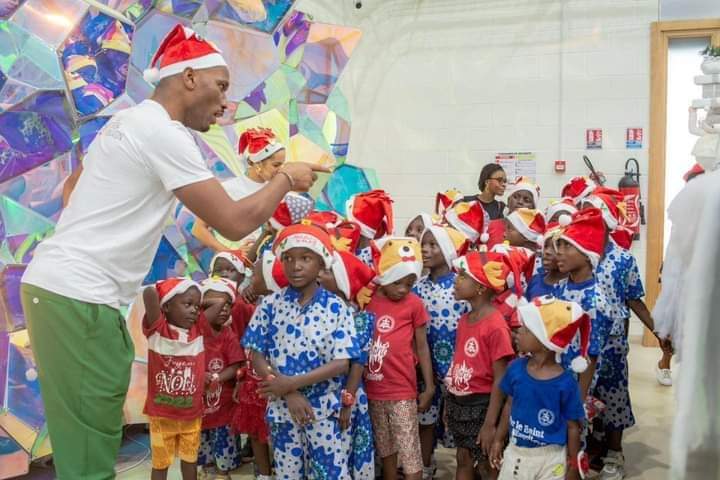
[20,25,323,479]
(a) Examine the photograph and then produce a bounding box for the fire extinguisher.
[618,158,645,240]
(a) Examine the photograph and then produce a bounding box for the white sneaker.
[599,451,625,480]
[655,363,673,386]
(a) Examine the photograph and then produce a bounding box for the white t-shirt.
[22,100,214,308]
[213,175,266,249]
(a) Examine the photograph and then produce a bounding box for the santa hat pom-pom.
[480,233,490,244]
[143,68,161,84]
[558,214,572,227]
[570,356,589,373]
[26,367,38,382]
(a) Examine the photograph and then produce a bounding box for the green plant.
[701,45,720,58]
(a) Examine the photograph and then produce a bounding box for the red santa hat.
[270,192,315,232]
[443,200,489,244]
[518,296,591,373]
[435,188,463,215]
[506,176,540,207]
[143,24,227,84]
[610,225,633,250]
[452,251,510,293]
[330,250,377,303]
[274,223,335,269]
[374,236,423,286]
[545,198,578,222]
[305,210,344,229]
[200,277,237,302]
[327,221,362,254]
[345,190,394,239]
[238,127,285,164]
[557,208,606,268]
[490,243,535,296]
[506,208,546,246]
[424,225,470,268]
[561,176,595,205]
[209,251,252,276]
[260,251,288,292]
[156,277,201,307]
[583,187,626,232]
[543,221,562,245]
[683,163,705,182]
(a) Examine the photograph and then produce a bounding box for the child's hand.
[566,467,581,480]
[477,423,496,455]
[489,439,505,470]
[417,385,435,413]
[286,391,315,426]
[232,379,244,403]
[258,373,296,398]
[339,406,352,431]
[241,285,258,304]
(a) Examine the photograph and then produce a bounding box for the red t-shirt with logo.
[201,322,245,430]
[143,313,207,420]
[364,293,429,401]
[445,310,515,395]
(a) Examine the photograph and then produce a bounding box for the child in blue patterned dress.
[525,223,567,301]
[318,249,378,479]
[242,224,358,479]
[414,224,471,478]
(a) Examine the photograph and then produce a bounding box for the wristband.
[278,170,295,189]
[341,389,355,407]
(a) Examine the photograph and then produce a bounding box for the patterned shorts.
[445,393,490,465]
[148,416,202,470]
[594,334,635,431]
[368,399,422,475]
[197,425,241,472]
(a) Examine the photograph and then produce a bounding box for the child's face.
[516,324,545,354]
[507,191,535,212]
[249,259,271,296]
[212,257,244,285]
[381,274,416,302]
[254,150,286,182]
[405,216,425,242]
[317,268,343,298]
[421,230,446,271]
[504,219,527,247]
[203,290,233,327]
[542,238,558,273]
[163,287,201,329]
[453,269,482,301]
[554,239,588,274]
[281,247,323,289]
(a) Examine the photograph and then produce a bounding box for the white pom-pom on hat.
[558,214,572,227]
[26,367,38,382]
[479,232,490,244]
[570,356,589,373]
[143,68,161,84]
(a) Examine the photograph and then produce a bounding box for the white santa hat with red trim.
[143,24,227,84]
[518,296,592,373]
[561,176,595,205]
[545,198,578,222]
[274,223,335,269]
[506,176,540,207]
[238,127,285,164]
[374,236,423,286]
[260,251,288,292]
[200,277,237,302]
[209,251,251,277]
[423,225,469,268]
[506,208,546,246]
[435,188,463,215]
[156,277,201,306]
[345,190,394,239]
[270,192,315,232]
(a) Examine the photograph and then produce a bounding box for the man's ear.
[182,67,197,90]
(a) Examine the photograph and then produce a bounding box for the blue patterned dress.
[242,286,359,479]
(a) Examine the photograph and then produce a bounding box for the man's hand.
[279,163,330,192]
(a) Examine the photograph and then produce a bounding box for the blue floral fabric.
[595,241,645,335]
[594,334,635,431]
[197,425,240,472]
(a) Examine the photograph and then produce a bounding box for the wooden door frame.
[645,20,720,344]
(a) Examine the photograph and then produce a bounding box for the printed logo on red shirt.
[367,336,390,381]
[464,337,479,357]
[376,315,395,333]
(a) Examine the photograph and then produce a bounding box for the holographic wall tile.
[10,0,88,48]
[209,0,295,34]
[0,265,26,333]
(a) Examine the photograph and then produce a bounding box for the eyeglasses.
[489,176,507,184]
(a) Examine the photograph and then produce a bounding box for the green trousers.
[21,284,135,480]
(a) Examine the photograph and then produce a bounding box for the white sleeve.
[144,124,214,191]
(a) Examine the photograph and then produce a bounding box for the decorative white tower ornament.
[689,44,720,171]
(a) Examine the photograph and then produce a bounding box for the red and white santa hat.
[452,251,510,293]
[156,277,201,307]
[143,24,227,84]
[582,187,626,232]
[443,200,489,244]
[490,242,535,296]
[545,198,578,222]
[610,225,633,250]
[374,236,423,286]
[506,176,540,207]
[238,127,285,164]
[345,190,394,239]
[274,223,335,269]
[506,208,546,246]
[270,192,315,232]
[305,210,344,229]
[557,208,606,268]
[260,251,288,292]
[330,250,377,303]
[683,163,705,182]
[435,188,463,215]
[423,225,469,268]
[518,296,591,373]
[209,251,252,277]
[543,221,562,245]
[327,221,362,254]
[200,276,237,302]
[561,176,595,205]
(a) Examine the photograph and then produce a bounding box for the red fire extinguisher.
[618,158,645,240]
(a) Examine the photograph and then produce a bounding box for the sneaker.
[422,465,434,479]
[656,363,672,386]
[599,451,625,480]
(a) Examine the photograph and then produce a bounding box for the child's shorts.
[148,416,202,470]
[445,392,490,464]
[498,443,567,480]
[368,399,422,475]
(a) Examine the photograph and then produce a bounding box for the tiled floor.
[25,337,674,479]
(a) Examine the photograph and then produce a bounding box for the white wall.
[298,0,660,332]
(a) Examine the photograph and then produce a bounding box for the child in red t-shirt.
[197,278,244,479]
[445,251,515,479]
[142,278,206,480]
[364,237,434,480]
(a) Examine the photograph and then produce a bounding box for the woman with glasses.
[456,164,508,247]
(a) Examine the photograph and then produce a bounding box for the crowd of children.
[140,129,667,480]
